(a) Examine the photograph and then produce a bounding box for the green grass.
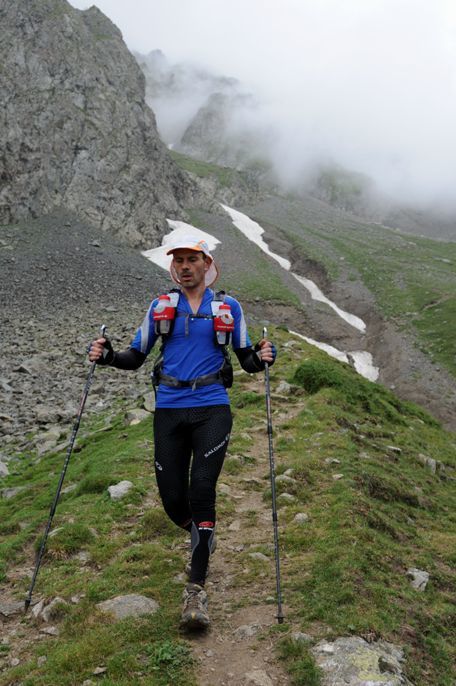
[289,221,456,376]
[278,637,322,686]
[170,149,251,189]
[0,327,455,684]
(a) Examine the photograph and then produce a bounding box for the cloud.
[70,0,456,209]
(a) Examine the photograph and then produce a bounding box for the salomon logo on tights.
[204,433,230,458]
[155,461,163,471]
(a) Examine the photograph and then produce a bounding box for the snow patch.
[221,204,291,270]
[290,331,379,382]
[292,273,366,332]
[221,204,365,332]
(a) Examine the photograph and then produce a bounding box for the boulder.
[126,408,152,425]
[97,594,159,620]
[311,637,414,685]
[108,480,133,500]
[407,568,429,591]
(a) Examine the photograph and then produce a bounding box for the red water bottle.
[153,295,176,335]
[214,303,234,345]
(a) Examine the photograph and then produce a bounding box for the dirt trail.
[186,384,305,686]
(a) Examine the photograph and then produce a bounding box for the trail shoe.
[185,532,217,579]
[180,583,210,630]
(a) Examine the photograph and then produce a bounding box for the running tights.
[153,405,232,585]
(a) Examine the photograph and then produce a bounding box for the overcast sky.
[69,0,456,210]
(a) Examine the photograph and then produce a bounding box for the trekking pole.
[24,325,106,613]
[263,327,284,624]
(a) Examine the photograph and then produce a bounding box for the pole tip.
[277,615,284,624]
[24,598,31,614]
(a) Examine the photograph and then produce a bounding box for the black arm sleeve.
[234,346,264,373]
[111,348,147,370]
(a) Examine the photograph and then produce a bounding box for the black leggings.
[153,405,232,585]
[153,405,232,528]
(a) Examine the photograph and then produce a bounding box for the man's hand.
[88,337,113,365]
[256,339,277,364]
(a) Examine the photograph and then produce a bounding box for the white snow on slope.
[221,204,291,270]
[221,204,365,332]
[292,273,366,332]
[290,332,379,382]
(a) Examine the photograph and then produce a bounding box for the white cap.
[166,236,219,287]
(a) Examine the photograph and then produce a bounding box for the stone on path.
[0,600,24,617]
[407,568,429,591]
[1,487,25,499]
[291,631,313,643]
[311,637,414,685]
[245,669,274,686]
[143,392,156,413]
[234,623,261,639]
[126,408,151,425]
[97,594,159,620]
[248,552,269,562]
[40,626,60,636]
[293,513,309,524]
[277,492,296,503]
[108,480,133,500]
[41,597,68,622]
[275,474,297,485]
[276,380,292,394]
[228,520,241,532]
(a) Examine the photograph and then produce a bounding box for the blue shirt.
[131,288,251,408]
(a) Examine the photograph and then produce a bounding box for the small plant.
[148,639,194,683]
[38,522,95,558]
[75,473,113,495]
[278,636,321,685]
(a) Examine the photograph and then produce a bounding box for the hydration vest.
[151,290,234,392]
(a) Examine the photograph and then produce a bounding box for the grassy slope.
[252,198,456,378]
[1,326,455,685]
[172,148,456,377]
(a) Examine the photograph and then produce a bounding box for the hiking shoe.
[185,533,217,579]
[180,583,210,630]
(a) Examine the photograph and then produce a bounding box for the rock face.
[180,92,265,169]
[135,49,240,147]
[0,0,195,246]
[136,50,271,174]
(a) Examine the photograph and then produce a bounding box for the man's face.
[172,249,208,289]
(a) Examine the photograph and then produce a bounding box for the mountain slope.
[0,328,454,685]
[0,0,196,246]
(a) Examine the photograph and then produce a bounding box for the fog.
[70,0,456,210]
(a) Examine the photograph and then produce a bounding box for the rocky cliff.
[0,0,196,246]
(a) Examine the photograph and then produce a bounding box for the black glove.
[254,342,277,367]
[96,338,115,366]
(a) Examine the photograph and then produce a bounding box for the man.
[89,236,275,630]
